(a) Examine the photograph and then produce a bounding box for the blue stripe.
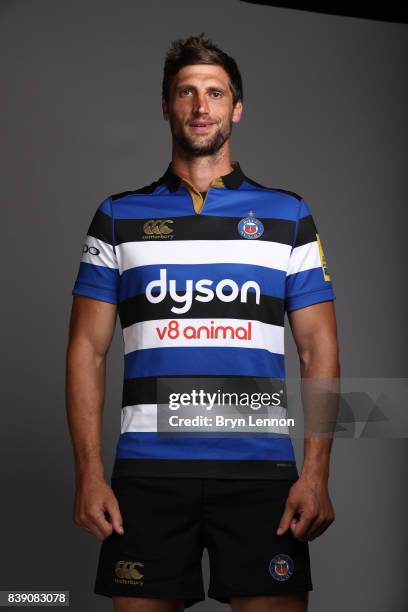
[286,288,336,312]
[72,283,118,304]
[115,431,295,460]
[193,186,299,218]
[72,263,120,303]
[124,347,285,379]
[98,197,113,216]
[119,263,286,302]
[113,189,194,218]
[286,267,334,296]
[298,198,311,219]
[111,184,301,220]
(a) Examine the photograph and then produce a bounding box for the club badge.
[269,554,294,581]
[238,211,264,239]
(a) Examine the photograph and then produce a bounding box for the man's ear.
[232,100,243,124]
[162,98,169,120]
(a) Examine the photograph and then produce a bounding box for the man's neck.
[170,147,234,192]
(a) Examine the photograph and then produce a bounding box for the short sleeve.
[71,196,120,305]
[285,197,336,312]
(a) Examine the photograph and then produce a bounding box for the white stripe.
[121,404,290,435]
[116,240,291,273]
[81,235,118,269]
[121,404,157,432]
[123,318,284,355]
[287,241,321,276]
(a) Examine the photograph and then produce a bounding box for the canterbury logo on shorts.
[114,560,144,582]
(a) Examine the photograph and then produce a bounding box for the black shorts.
[94,477,313,608]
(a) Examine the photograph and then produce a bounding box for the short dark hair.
[162,32,243,106]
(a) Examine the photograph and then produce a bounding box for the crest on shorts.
[238,211,264,239]
[269,554,294,581]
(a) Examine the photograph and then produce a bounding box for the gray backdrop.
[1,0,407,610]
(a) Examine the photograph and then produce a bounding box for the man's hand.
[73,476,125,541]
[276,475,335,542]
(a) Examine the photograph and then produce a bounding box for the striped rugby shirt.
[72,161,336,480]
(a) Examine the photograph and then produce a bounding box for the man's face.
[162,64,242,157]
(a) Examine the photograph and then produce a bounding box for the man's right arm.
[65,295,124,541]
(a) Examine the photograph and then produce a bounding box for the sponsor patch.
[146,268,261,314]
[316,233,331,281]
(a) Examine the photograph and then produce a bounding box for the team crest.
[269,554,294,581]
[238,211,264,239]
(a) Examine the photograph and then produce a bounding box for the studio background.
[1,1,407,610]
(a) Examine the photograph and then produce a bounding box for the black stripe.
[111,458,299,480]
[111,182,160,200]
[87,209,113,245]
[118,291,284,328]
[294,214,317,247]
[158,160,247,191]
[122,376,158,405]
[114,215,295,245]
[122,374,285,407]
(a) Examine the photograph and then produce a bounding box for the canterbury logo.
[115,560,144,580]
[143,219,174,235]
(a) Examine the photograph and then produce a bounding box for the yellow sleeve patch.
[316,233,331,281]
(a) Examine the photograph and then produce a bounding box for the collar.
[159,160,246,192]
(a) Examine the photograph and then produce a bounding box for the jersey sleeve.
[285,197,336,312]
[71,196,120,305]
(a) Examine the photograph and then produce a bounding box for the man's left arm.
[277,300,340,541]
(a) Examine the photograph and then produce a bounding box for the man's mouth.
[189,121,215,131]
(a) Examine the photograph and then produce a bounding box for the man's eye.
[211,91,222,98]
[180,88,192,96]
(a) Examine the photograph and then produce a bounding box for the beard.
[169,116,233,157]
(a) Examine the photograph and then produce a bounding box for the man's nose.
[193,92,209,114]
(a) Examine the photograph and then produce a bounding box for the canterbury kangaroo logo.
[114,560,144,580]
[143,219,174,235]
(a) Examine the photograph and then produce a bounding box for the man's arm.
[66,295,124,541]
[277,300,340,541]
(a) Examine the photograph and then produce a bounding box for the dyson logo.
[145,268,261,314]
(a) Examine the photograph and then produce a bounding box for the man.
[66,32,339,612]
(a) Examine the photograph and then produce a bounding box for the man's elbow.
[66,335,108,370]
[298,335,340,376]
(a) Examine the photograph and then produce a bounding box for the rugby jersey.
[72,161,336,480]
